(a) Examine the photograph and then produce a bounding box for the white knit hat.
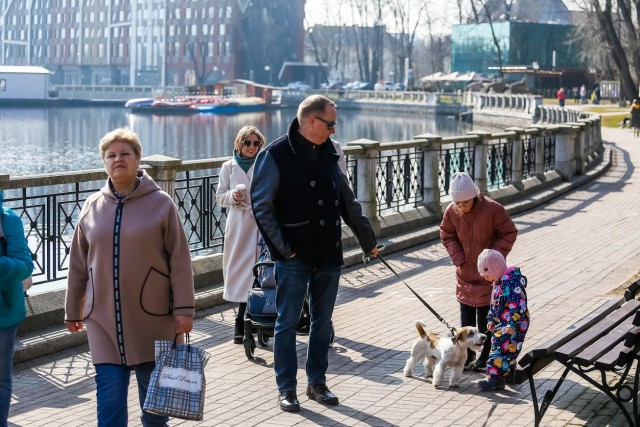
[477,249,507,280]
[449,172,478,202]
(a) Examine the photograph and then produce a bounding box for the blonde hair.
[99,127,142,161]
[233,125,266,154]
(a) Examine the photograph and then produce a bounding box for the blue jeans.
[94,362,168,427]
[274,258,341,392]
[0,325,18,427]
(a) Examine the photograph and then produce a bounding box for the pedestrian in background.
[476,249,529,391]
[251,94,378,413]
[65,127,195,427]
[0,190,33,427]
[215,125,265,344]
[630,99,640,138]
[439,172,518,372]
[580,84,587,104]
[557,87,565,107]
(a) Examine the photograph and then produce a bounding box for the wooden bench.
[514,280,640,426]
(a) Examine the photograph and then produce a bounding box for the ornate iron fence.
[439,139,475,197]
[376,148,424,215]
[0,117,599,289]
[487,135,513,189]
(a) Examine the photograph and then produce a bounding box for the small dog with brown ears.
[403,321,487,388]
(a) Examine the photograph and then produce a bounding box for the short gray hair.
[297,95,336,123]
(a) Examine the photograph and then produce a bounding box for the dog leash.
[364,245,457,337]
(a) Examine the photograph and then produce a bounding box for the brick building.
[0,0,305,87]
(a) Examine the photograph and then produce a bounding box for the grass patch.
[600,113,628,128]
[583,106,628,114]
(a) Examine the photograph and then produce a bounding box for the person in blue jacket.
[0,190,33,426]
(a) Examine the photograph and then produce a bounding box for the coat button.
[335,241,341,247]
[310,181,316,187]
[334,200,339,206]
[318,199,323,205]
[319,220,325,226]
[335,220,340,226]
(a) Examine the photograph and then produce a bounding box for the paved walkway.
[8,126,640,426]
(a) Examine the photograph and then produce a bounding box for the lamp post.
[264,65,271,85]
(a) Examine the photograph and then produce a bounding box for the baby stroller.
[243,241,334,359]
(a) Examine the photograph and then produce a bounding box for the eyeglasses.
[243,140,261,147]
[312,115,337,130]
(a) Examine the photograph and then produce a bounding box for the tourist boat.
[125,95,265,115]
[191,96,266,114]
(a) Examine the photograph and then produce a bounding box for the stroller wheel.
[244,336,256,359]
[257,330,270,346]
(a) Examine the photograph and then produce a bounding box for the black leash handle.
[364,244,457,337]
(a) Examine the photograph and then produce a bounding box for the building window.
[0,79,6,91]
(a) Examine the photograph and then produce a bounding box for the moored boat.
[125,95,265,115]
[191,96,265,114]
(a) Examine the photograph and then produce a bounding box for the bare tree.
[186,41,208,86]
[386,0,427,84]
[572,0,639,100]
[463,0,518,77]
[349,0,385,83]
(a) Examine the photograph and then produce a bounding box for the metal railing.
[0,106,602,289]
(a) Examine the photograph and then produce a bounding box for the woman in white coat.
[216,126,265,343]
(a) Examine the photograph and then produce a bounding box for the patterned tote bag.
[143,333,210,421]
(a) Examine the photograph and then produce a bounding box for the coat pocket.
[82,269,95,320]
[140,268,173,316]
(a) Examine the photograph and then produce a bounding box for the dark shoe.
[463,354,477,371]
[233,318,243,344]
[471,359,487,372]
[306,384,339,406]
[478,376,506,391]
[278,391,300,412]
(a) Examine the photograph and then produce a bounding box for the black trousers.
[460,303,492,363]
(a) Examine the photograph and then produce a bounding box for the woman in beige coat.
[65,127,195,427]
[216,126,265,343]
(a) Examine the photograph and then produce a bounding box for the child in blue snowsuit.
[476,248,529,391]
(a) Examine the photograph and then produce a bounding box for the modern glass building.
[451,21,583,77]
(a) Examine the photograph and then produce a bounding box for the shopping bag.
[143,333,210,421]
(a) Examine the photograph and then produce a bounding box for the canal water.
[0,105,471,177]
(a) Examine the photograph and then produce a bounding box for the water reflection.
[0,106,471,177]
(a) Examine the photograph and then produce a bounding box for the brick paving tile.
[7,127,640,426]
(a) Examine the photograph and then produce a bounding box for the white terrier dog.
[403,321,487,388]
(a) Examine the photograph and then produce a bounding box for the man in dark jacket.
[251,95,378,412]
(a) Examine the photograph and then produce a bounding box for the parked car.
[393,82,406,91]
[286,81,311,91]
[326,81,345,90]
[374,80,394,91]
[356,82,375,90]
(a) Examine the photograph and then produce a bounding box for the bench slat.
[518,298,623,368]
[572,315,636,366]
[554,299,640,363]
[594,327,640,369]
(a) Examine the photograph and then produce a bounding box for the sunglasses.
[312,115,337,130]
[242,140,261,147]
